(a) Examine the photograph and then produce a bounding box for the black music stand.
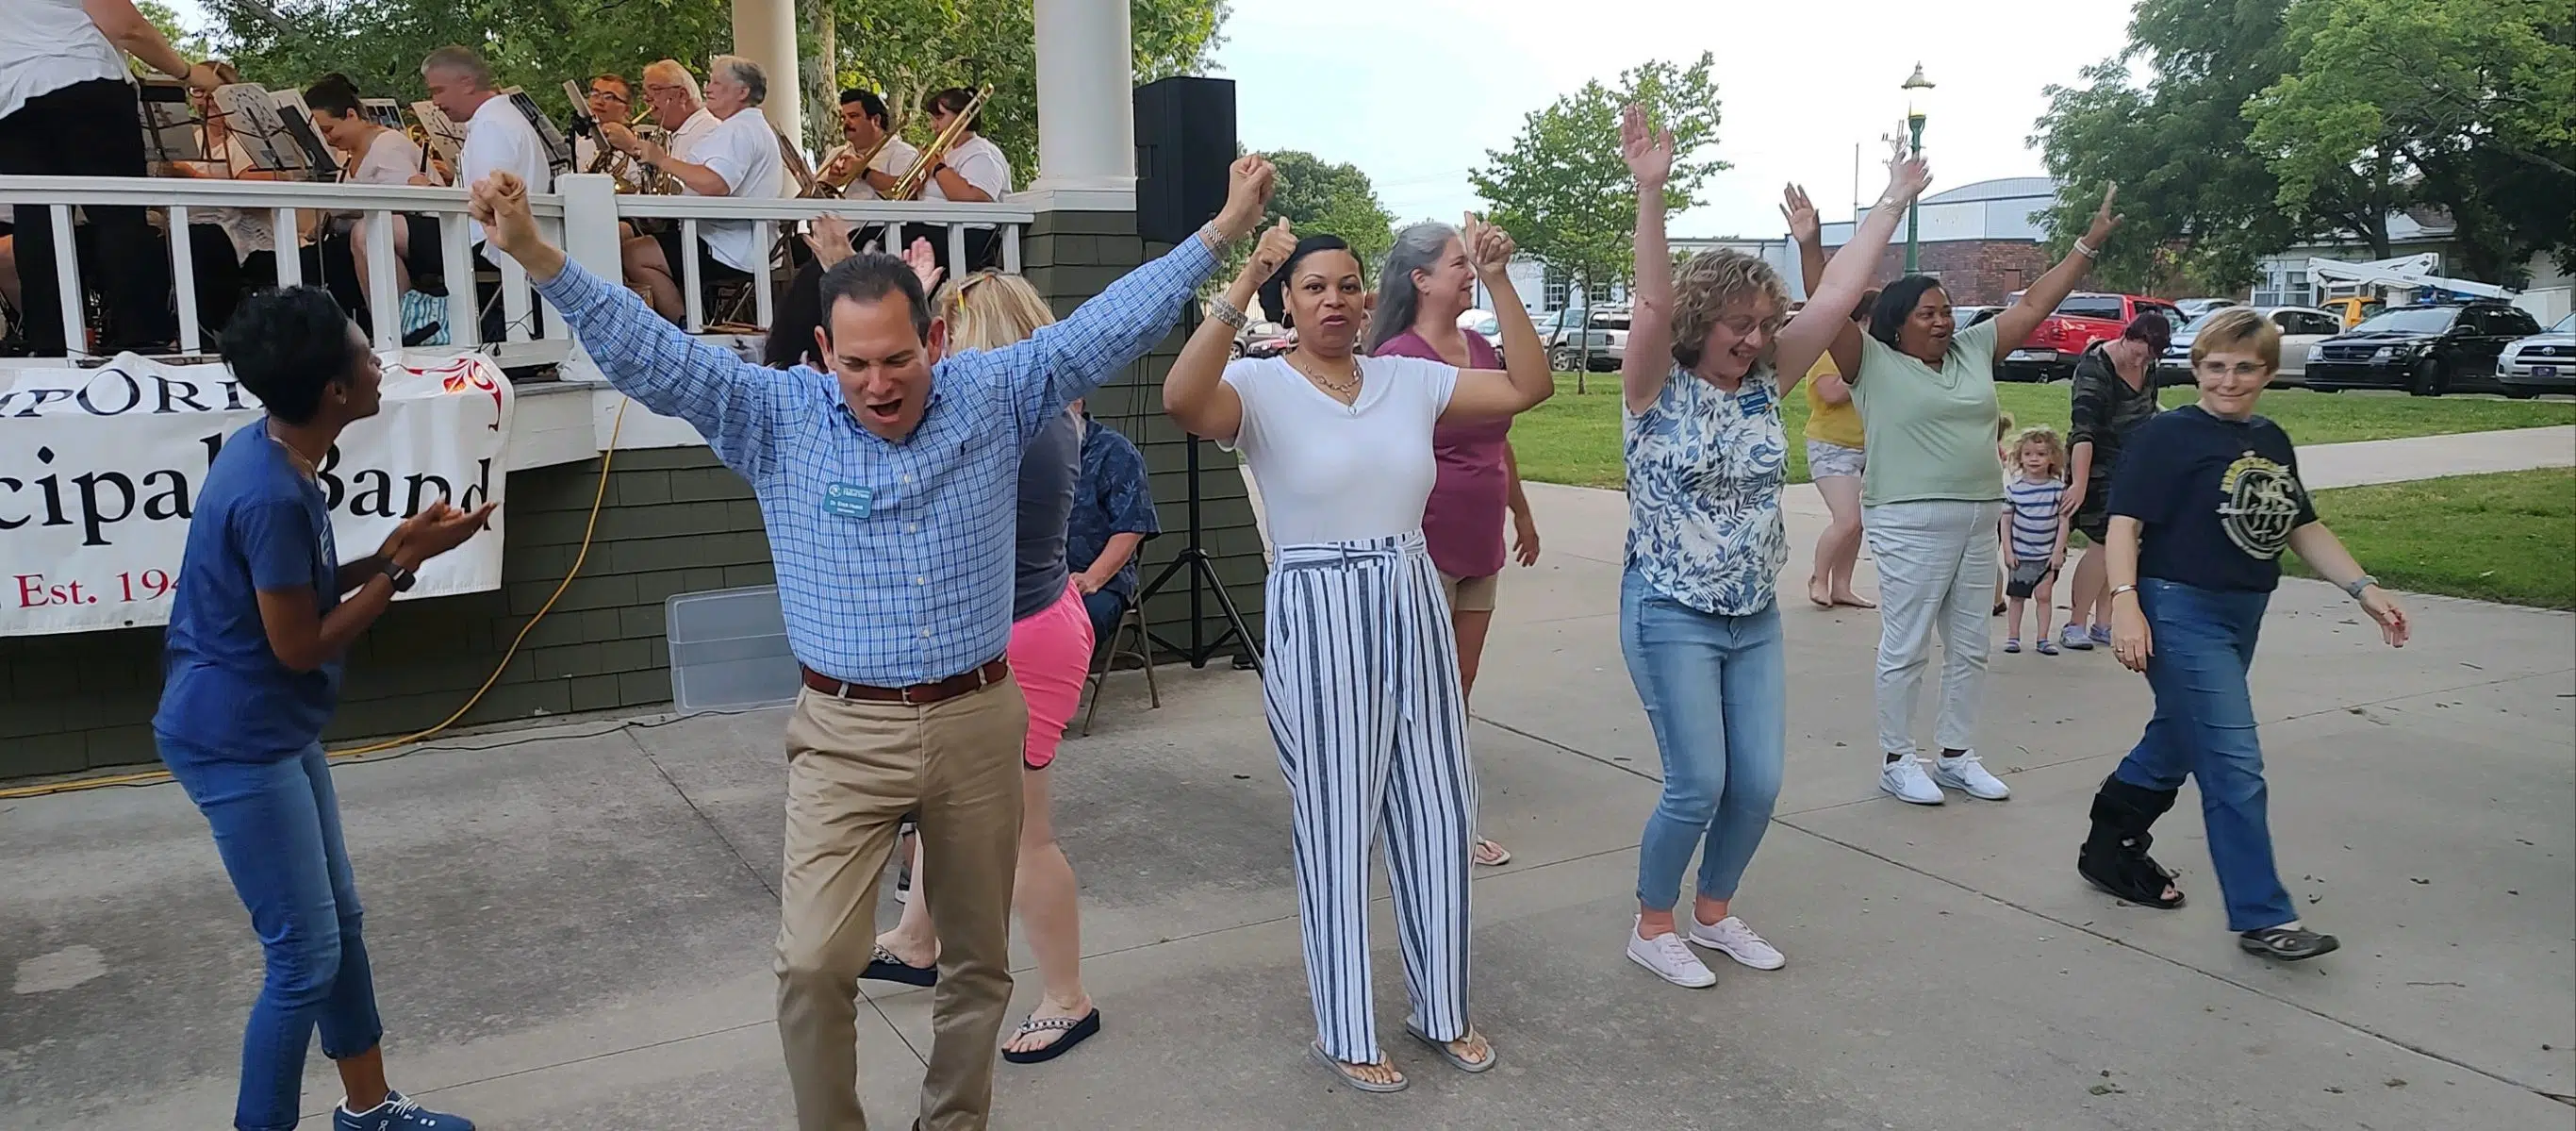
[137,79,202,165]
[1131,308,1263,673]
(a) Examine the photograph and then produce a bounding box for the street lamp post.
[1902,62,1934,274]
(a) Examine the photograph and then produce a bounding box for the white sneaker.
[1932,750,2011,800]
[1688,914,1786,970]
[1880,757,1945,805]
[1627,919,1717,988]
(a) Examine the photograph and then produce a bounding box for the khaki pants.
[774,678,1029,1131]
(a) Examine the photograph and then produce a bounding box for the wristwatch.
[2342,574,2377,599]
[382,560,418,594]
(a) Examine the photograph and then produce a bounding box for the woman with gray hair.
[600,56,784,323]
[1614,103,1931,990]
[1366,221,1541,869]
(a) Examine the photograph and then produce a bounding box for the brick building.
[1819,176,2071,306]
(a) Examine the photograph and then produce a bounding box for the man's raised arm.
[469,173,786,477]
[990,157,1277,441]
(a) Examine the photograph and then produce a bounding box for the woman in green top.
[1827,186,2122,807]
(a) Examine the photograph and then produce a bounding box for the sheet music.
[266,89,340,181]
[208,84,310,176]
[408,100,466,171]
[359,98,405,131]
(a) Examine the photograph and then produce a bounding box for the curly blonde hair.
[2011,424,2067,481]
[1669,249,1790,371]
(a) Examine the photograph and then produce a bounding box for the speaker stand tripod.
[1134,430,1262,674]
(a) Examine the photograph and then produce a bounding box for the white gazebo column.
[731,0,802,144]
[1021,0,1136,208]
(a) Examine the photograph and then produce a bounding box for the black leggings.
[0,79,175,351]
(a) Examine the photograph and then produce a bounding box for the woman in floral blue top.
[1615,104,1934,989]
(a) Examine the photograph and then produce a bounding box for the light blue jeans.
[1620,570,1788,912]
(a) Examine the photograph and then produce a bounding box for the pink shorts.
[1009,578,1096,770]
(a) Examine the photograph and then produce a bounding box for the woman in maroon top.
[1367,220,1541,868]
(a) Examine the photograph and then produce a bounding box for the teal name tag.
[822,482,875,519]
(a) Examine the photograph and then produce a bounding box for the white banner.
[2,352,513,637]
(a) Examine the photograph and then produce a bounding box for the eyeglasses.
[590,89,629,103]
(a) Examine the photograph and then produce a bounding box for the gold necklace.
[1289,353,1362,399]
[266,421,319,481]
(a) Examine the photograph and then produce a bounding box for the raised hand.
[2085,182,2124,245]
[903,237,942,293]
[1879,155,1933,208]
[804,213,856,270]
[1780,184,1821,244]
[1243,216,1296,282]
[1214,155,1278,242]
[1620,104,1673,188]
[1461,211,1513,277]
[467,172,541,258]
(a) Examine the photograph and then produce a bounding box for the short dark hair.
[1258,235,1358,331]
[839,88,888,128]
[818,254,933,343]
[928,87,980,130]
[304,73,364,119]
[1869,274,1947,347]
[589,73,631,97]
[221,287,362,425]
[2122,309,2173,352]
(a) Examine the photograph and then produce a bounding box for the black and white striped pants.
[1263,531,1477,1063]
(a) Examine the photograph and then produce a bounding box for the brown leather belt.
[801,658,1010,706]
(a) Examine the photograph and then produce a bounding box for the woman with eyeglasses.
[1612,105,1930,990]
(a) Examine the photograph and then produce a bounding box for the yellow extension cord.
[0,397,632,801]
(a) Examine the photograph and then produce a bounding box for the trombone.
[805,121,907,198]
[889,84,991,201]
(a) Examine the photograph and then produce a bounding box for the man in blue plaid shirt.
[471,158,1276,1131]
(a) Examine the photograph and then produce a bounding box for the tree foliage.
[2246,0,2576,282]
[1210,149,1396,293]
[1469,53,1724,297]
[2034,0,2576,292]
[184,0,1228,177]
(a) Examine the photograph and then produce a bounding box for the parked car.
[2303,301,2544,396]
[1457,308,1504,355]
[2173,297,2243,319]
[1239,319,1294,359]
[2155,306,2342,388]
[2319,295,2386,329]
[1951,304,2001,328]
[2497,311,2576,399]
[1998,292,2185,382]
[1538,306,1626,372]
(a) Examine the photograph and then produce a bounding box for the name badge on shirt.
[1736,380,1775,418]
[822,482,875,520]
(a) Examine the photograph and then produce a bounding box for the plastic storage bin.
[666,586,801,713]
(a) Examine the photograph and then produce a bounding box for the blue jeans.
[159,738,385,1131]
[2109,580,2296,932]
[1082,588,1127,642]
[1620,571,1787,912]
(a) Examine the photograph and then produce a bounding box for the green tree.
[134,1,215,62]
[2245,0,2576,282]
[1469,51,1724,368]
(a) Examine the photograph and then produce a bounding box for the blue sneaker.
[2059,625,2094,652]
[2089,624,2113,647]
[336,1092,473,1131]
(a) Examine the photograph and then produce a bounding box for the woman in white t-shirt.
[304,75,441,311]
[1162,213,1550,1093]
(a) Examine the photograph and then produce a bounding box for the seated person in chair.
[1065,400,1160,640]
[601,55,786,324]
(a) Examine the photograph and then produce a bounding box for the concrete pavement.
[2289,425,2574,491]
[6,478,2573,1129]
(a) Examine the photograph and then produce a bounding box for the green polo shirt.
[1849,318,2006,507]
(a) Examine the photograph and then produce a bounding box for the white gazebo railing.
[0,173,1033,367]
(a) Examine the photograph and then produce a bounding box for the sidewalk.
[5,443,2572,1128]
[2290,425,2574,491]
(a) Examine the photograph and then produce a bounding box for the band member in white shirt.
[914,87,1013,274]
[421,44,550,340]
[637,58,718,167]
[601,55,784,324]
[305,74,443,333]
[818,88,917,201]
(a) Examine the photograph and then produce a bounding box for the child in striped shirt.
[2001,426,2072,654]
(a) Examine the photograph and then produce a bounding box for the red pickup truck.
[1997,292,2184,382]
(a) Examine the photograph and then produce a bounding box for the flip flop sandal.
[1405,1024,1496,1073]
[1000,1008,1100,1064]
[2239,926,2340,961]
[861,944,938,987]
[1472,839,1511,867]
[1308,1043,1408,1093]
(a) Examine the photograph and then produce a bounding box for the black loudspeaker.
[1134,76,1237,245]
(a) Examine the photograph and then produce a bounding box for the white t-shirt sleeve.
[947,140,1010,200]
[1369,354,1460,419]
[1215,358,1270,456]
[697,119,755,193]
[355,130,421,186]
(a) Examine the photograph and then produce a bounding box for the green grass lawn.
[1511,373,2576,491]
[2290,468,2575,609]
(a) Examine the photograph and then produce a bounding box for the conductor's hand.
[1213,155,1276,243]
[467,173,564,281]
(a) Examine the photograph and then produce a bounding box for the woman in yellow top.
[1801,285,1875,609]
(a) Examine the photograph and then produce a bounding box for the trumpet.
[889,84,992,201]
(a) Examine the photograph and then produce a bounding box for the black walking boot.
[2077,774,2187,908]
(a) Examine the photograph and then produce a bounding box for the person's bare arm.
[1443,217,1552,421]
[1811,367,1853,405]
[2287,523,2410,647]
[1164,217,1282,441]
[1991,184,2122,365]
[84,0,206,86]
[1776,161,1928,392]
[1505,441,1540,566]
[2105,516,2150,671]
[1619,105,1677,415]
[928,163,993,203]
[258,503,493,673]
[1078,533,1146,592]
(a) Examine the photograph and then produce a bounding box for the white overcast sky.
[158,0,2138,238]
